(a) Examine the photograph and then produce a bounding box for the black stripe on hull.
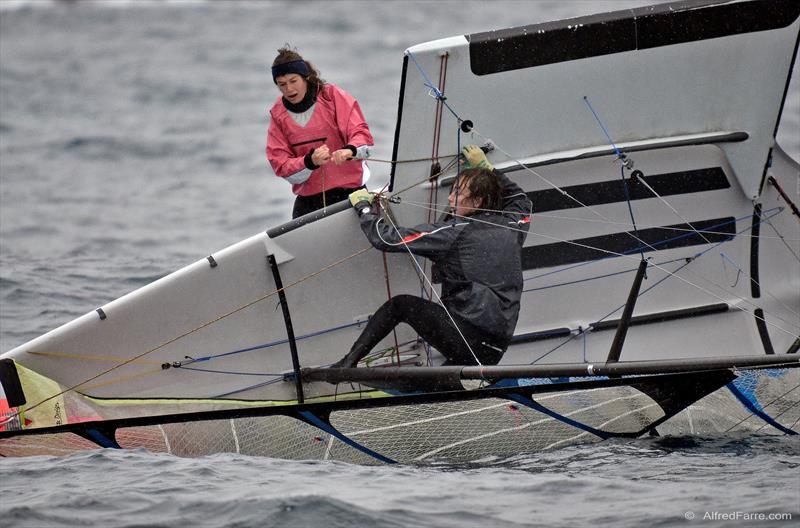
[754,308,776,355]
[750,203,762,298]
[468,0,800,75]
[524,167,730,213]
[522,216,735,270]
[388,55,409,192]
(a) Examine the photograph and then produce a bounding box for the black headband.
[271,60,310,83]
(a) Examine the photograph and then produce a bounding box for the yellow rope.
[80,367,166,390]
[27,351,163,365]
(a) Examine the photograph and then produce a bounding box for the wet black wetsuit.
[334,171,531,367]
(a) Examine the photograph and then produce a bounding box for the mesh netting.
[0,432,98,457]
[328,386,662,462]
[656,367,800,436]
[2,368,797,462]
[0,385,667,462]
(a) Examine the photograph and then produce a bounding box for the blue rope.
[188,320,363,363]
[203,339,420,398]
[405,49,442,97]
[175,366,285,377]
[405,50,462,122]
[583,96,623,160]
[719,252,749,276]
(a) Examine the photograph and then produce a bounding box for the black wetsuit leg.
[334,294,505,367]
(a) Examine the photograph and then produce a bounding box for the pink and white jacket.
[266,83,374,197]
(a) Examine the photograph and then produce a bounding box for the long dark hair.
[459,168,503,211]
[272,46,325,93]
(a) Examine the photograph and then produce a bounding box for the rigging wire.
[14,47,797,418]
[401,199,775,287]
[751,387,800,434]
[395,198,800,338]
[420,54,450,303]
[403,201,794,328]
[397,198,796,241]
[10,245,374,420]
[400,48,798,341]
[30,319,367,367]
[585,94,712,247]
[530,210,796,241]
[759,207,800,262]
[582,96,625,161]
[522,256,691,293]
[724,380,800,434]
[526,257,695,365]
[466,126,663,255]
[367,153,458,165]
[628,169,713,245]
[405,50,462,123]
[581,97,650,258]
[378,200,484,366]
[398,53,798,341]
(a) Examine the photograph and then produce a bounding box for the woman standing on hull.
[267,47,375,219]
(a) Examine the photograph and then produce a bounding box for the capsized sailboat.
[2,0,799,463]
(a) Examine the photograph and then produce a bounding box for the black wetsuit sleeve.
[497,171,532,245]
[358,211,464,259]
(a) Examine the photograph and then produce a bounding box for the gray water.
[1,1,799,527]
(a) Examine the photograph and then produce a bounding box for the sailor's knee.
[389,294,418,310]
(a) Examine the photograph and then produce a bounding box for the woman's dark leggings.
[292,187,363,219]
[337,294,506,367]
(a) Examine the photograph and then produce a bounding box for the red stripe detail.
[518,216,531,224]
[401,232,426,243]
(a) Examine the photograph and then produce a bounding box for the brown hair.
[272,46,325,93]
[458,168,502,212]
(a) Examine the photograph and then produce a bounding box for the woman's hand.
[311,145,331,166]
[331,148,353,166]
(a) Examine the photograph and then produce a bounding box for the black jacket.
[358,172,531,344]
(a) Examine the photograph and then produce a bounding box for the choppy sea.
[1,1,798,527]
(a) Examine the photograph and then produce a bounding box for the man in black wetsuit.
[332,145,532,368]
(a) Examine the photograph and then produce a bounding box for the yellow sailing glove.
[462,145,493,171]
[348,188,375,214]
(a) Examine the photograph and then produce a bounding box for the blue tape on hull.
[727,382,797,435]
[85,428,121,449]
[506,393,613,440]
[298,411,397,464]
